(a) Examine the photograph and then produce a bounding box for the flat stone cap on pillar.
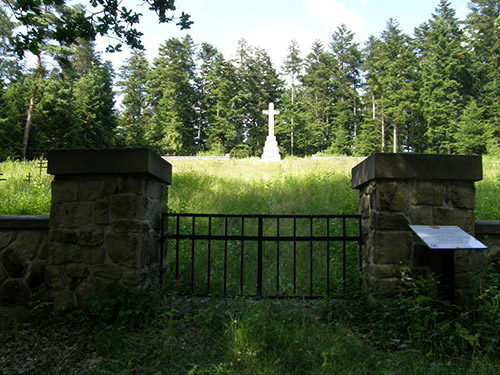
[48,148,172,184]
[352,153,482,189]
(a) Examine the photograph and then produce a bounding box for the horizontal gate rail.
[160,213,362,299]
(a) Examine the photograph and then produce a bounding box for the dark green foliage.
[146,35,198,155]
[117,49,150,147]
[4,0,191,57]
[416,0,472,153]
[3,0,500,159]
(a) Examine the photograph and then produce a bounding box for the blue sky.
[96,0,470,71]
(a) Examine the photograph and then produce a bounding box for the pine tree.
[361,35,385,151]
[455,99,488,155]
[466,0,500,153]
[197,43,239,153]
[73,60,118,148]
[117,49,150,147]
[280,39,303,156]
[416,0,471,153]
[300,41,336,154]
[328,24,362,155]
[146,35,198,155]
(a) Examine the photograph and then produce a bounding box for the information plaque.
[409,225,487,250]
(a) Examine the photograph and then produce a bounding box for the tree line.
[1,0,499,160]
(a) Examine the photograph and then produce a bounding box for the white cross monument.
[261,102,281,162]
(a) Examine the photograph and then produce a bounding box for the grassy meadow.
[1,156,500,374]
[1,155,499,219]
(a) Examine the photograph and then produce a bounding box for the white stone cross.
[263,102,279,137]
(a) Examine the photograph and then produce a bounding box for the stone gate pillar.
[352,153,483,303]
[46,149,171,307]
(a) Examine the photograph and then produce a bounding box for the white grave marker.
[261,102,281,162]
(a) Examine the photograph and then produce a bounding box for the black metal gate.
[161,213,362,298]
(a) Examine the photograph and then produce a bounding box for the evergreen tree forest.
[1,0,500,160]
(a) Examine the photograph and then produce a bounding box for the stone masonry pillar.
[352,153,483,303]
[46,149,171,307]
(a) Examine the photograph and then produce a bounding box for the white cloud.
[303,0,363,34]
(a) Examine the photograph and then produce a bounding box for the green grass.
[1,156,500,374]
[0,158,51,215]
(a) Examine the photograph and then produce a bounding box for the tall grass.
[475,156,500,220]
[0,159,51,215]
[167,157,359,215]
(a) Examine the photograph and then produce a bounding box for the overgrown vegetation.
[0,158,51,215]
[1,157,500,374]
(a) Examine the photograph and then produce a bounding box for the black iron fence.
[161,213,362,298]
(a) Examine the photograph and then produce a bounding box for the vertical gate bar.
[358,216,363,273]
[240,217,244,296]
[160,214,165,286]
[343,216,347,296]
[293,217,297,295]
[224,216,228,296]
[257,216,263,296]
[309,217,313,297]
[176,215,180,279]
[358,216,363,291]
[276,217,280,296]
[326,217,330,297]
[191,215,195,294]
[207,216,212,295]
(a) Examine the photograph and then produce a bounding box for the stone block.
[445,183,475,210]
[374,231,412,264]
[0,279,31,304]
[52,180,79,203]
[0,231,14,249]
[122,269,145,287]
[106,234,140,268]
[49,229,77,244]
[465,211,475,234]
[51,290,74,310]
[14,231,43,261]
[455,249,487,273]
[145,180,163,199]
[80,180,105,201]
[374,212,409,230]
[45,266,65,290]
[375,278,403,296]
[83,247,106,265]
[375,181,409,211]
[433,207,465,227]
[111,220,149,234]
[77,225,104,247]
[95,200,109,224]
[52,243,83,264]
[66,264,89,290]
[412,181,443,206]
[455,272,474,289]
[410,206,432,225]
[1,247,26,277]
[25,261,46,289]
[122,176,143,194]
[0,265,7,284]
[366,264,400,278]
[38,240,49,261]
[94,264,123,280]
[110,195,138,219]
[59,202,93,228]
